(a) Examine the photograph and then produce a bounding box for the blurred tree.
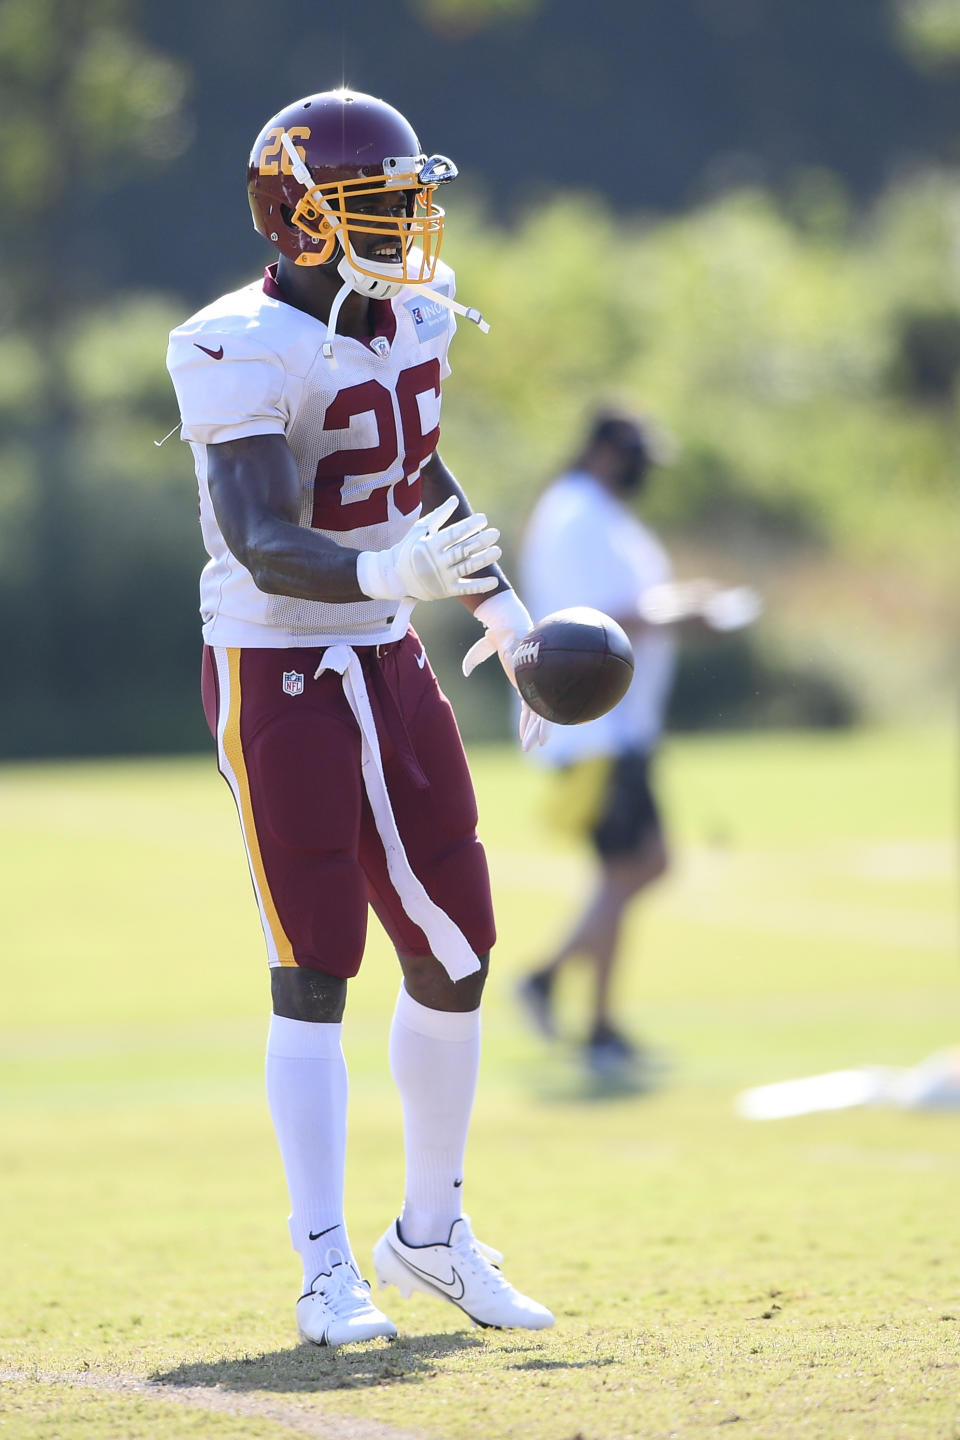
[0,0,189,321]
[428,174,958,733]
[894,0,960,66]
[134,0,960,301]
[409,0,543,36]
[890,308,960,400]
[0,0,196,753]
[441,179,958,574]
[0,0,956,755]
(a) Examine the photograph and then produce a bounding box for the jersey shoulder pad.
[168,277,321,378]
[166,284,291,445]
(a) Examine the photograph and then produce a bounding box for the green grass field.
[0,726,957,1440]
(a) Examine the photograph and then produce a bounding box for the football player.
[166,89,552,1346]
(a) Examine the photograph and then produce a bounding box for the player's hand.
[702,585,763,631]
[357,495,501,603]
[638,580,762,632]
[638,579,719,626]
[462,590,552,753]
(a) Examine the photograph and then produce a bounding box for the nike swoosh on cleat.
[394,1252,465,1301]
[194,342,224,360]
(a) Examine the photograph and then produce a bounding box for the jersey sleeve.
[166,328,289,445]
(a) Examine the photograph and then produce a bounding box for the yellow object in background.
[542,755,614,835]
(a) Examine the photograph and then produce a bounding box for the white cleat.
[373,1217,554,1331]
[296,1249,398,1348]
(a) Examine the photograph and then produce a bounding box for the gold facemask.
[273,132,455,278]
[290,173,446,279]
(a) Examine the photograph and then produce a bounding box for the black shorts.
[591,749,662,859]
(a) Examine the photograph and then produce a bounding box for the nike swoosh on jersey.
[395,1252,465,1301]
[415,648,427,669]
[194,342,224,360]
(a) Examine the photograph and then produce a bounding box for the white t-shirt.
[520,472,675,765]
[166,258,457,648]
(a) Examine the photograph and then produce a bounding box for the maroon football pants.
[202,630,496,977]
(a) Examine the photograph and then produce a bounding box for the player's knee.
[610,832,668,897]
[400,950,489,1012]
[627,855,667,897]
[271,966,348,1022]
[647,837,669,884]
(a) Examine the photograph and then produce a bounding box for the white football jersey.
[166,258,457,648]
[521,471,676,764]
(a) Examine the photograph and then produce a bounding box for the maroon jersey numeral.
[311,381,399,530]
[394,359,442,513]
[310,359,442,532]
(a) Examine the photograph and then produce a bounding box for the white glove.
[357,495,501,603]
[462,589,552,753]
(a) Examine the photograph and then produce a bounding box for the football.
[512,607,634,725]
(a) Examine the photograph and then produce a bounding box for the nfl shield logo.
[282,671,304,697]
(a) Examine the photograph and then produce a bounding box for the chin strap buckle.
[419,285,490,335]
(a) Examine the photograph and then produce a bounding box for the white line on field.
[0,1368,437,1440]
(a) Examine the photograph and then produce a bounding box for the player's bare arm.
[208,436,502,607]
[420,451,510,609]
[207,433,366,602]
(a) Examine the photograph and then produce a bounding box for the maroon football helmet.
[247,89,457,294]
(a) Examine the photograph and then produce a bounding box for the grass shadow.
[543,1078,661,1104]
[528,1066,670,1106]
[151,1331,485,1394]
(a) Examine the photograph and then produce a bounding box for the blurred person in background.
[517,409,760,1084]
[166,88,553,1349]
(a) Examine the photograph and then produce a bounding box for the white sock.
[389,984,481,1247]
[265,1013,353,1289]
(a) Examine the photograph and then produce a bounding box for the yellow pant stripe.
[220,648,296,967]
